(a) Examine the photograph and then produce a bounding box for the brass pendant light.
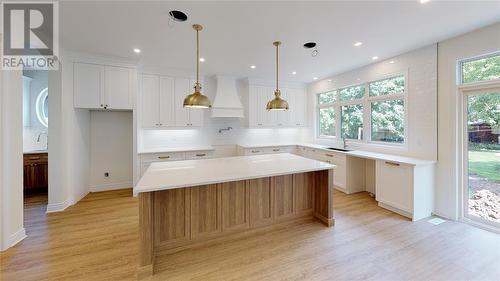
[183,24,211,108]
[266,41,289,111]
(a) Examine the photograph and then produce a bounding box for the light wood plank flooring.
[1,189,500,281]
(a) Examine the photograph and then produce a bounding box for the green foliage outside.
[462,54,500,84]
[319,107,335,136]
[341,104,363,139]
[371,99,405,143]
[339,85,364,101]
[369,76,405,97]
[467,93,500,128]
[318,91,336,104]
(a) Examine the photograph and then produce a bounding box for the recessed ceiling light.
[169,10,188,22]
[354,42,363,47]
[199,57,205,62]
[327,79,332,82]
[292,71,297,75]
[389,60,395,64]
[372,56,379,60]
[303,42,317,49]
[250,65,256,69]
[357,78,361,81]
[313,77,318,80]
[133,48,141,54]
[420,0,430,3]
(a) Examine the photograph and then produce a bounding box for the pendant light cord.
[276,43,279,92]
[196,28,199,85]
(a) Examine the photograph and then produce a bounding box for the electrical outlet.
[104,172,110,178]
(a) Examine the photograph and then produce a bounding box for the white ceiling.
[60,1,500,83]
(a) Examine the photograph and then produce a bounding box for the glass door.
[464,90,500,228]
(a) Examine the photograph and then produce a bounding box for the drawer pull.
[195,153,206,157]
[272,149,280,152]
[158,156,170,159]
[325,154,334,157]
[251,150,260,153]
[385,161,400,167]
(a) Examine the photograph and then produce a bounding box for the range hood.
[211,76,244,118]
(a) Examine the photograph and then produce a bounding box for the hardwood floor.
[1,189,500,281]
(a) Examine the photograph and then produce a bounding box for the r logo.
[2,3,54,56]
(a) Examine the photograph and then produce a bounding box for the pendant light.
[266,41,289,111]
[183,24,211,108]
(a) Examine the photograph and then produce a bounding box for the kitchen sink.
[326,147,351,152]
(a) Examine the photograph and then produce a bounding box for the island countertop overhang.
[134,153,335,193]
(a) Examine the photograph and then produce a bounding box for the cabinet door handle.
[257,123,263,126]
[325,154,334,157]
[251,150,260,153]
[385,161,400,167]
[158,156,170,159]
[272,149,280,152]
[195,153,206,157]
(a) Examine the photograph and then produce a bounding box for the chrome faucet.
[342,137,347,149]
[37,132,48,150]
[218,126,233,133]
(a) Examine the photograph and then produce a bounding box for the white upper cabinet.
[74,62,134,110]
[288,88,307,127]
[174,78,191,127]
[159,77,175,127]
[141,75,160,128]
[104,66,133,109]
[74,62,104,109]
[247,84,306,128]
[140,75,204,128]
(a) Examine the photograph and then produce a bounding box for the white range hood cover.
[211,75,244,118]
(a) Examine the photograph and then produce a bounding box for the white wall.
[23,70,48,152]
[307,45,438,161]
[90,111,133,191]
[435,22,500,220]
[0,69,26,250]
[46,51,92,212]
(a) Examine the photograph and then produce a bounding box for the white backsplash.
[139,118,309,151]
[24,127,48,152]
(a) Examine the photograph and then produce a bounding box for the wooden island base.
[138,170,334,279]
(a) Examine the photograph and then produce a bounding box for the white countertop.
[346,150,436,166]
[23,150,48,154]
[138,145,215,154]
[135,153,335,193]
[237,143,299,149]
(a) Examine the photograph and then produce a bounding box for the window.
[341,104,363,139]
[316,74,406,145]
[36,88,49,127]
[317,91,336,137]
[339,85,364,101]
[461,52,500,84]
[371,99,404,143]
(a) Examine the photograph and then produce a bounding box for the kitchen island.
[134,153,335,279]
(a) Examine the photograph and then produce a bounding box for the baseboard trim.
[2,228,26,251]
[46,199,70,213]
[89,182,132,193]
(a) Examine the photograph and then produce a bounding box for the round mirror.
[36,88,48,127]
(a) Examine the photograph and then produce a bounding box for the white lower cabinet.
[139,150,213,177]
[239,145,295,156]
[375,160,433,221]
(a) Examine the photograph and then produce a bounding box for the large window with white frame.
[317,73,406,144]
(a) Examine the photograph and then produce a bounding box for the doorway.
[462,88,500,229]
[22,70,49,212]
